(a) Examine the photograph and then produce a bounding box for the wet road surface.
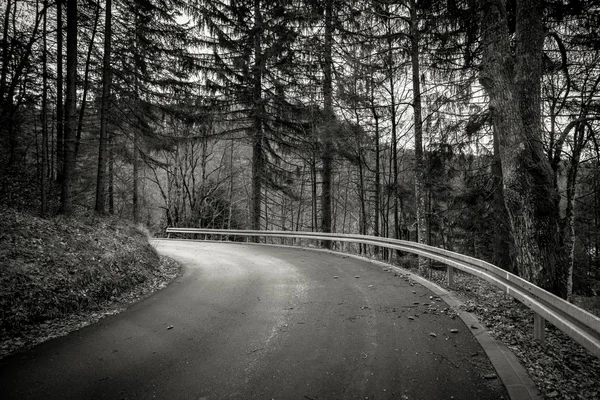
[0,240,507,399]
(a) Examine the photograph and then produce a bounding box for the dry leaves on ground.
[425,268,600,400]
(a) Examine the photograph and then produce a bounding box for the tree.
[56,0,64,182]
[95,0,112,214]
[40,0,49,217]
[479,0,568,297]
[320,0,334,247]
[192,0,305,236]
[409,0,428,273]
[60,0,77,214]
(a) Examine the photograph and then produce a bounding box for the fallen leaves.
[426,268,600,400]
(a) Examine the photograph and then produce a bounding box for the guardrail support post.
[446,265,454,288]
[534,313,545,342]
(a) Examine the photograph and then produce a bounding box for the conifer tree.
[191,0,304,233]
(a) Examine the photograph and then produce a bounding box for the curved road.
[0,240,507,399]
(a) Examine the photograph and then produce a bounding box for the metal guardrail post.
[447,265,455,288]
[534,313,546,342]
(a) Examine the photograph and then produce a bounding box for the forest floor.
[418,264,600,400]
[0,207,181,360]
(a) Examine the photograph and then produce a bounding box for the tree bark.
[56,0,64,182]
[0,0,12,99]
[250,0,264,239]
[108,128,114,214]
[410,0,428,274]
[132,10,141,224]
[371,88,381,257]
[60,0,76,215]
[40,0,48,217]
[75,2,100,163]
[386,26,400,245]
[321,0,334,248]
[480,0,568,297]
[95,0,111,214]
[491,125,513,272]
[133,130,140,223]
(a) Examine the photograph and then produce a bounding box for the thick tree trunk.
[480,0,568,297]
[95,0,111,214]
[60,0,76,215]
[321,0,334,248]
[250,0,263,238]
[410,0,428,274]
[492,126,513,271]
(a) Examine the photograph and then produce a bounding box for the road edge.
[152,239,542,400]
[326,249,543,400]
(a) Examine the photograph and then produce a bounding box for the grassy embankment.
[0,207,179,358]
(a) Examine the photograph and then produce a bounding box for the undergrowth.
[0,207,165,339]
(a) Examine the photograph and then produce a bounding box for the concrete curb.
[154,239,542,400]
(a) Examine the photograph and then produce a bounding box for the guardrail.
[165,227,600,359]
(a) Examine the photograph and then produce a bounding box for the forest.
[0,0,599,300]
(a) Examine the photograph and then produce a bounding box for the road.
[0,240,508,399]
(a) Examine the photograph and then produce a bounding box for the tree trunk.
[492,125,513,271]
[311,155,317,231]
[372,98,381,257]
[386,21,400,247]
[60,0,76,215]
[108,128,114,214]
[0,0,12,99]
[227,139,234,229]
[358,152,367,253]
[480,0,568,297]
[95,0,111,214]
[132,11,141,224]
[410,0,427,274]
[321,0,334,247]
[56,0,64,182]
[561,123,587,301]
[250,0,264,239]
[133,130,140,223]
[40,0,48,217]
[75,2,100,163]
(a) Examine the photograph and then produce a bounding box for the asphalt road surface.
[0,240,508,399]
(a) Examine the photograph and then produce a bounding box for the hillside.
[0,208,180,359]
